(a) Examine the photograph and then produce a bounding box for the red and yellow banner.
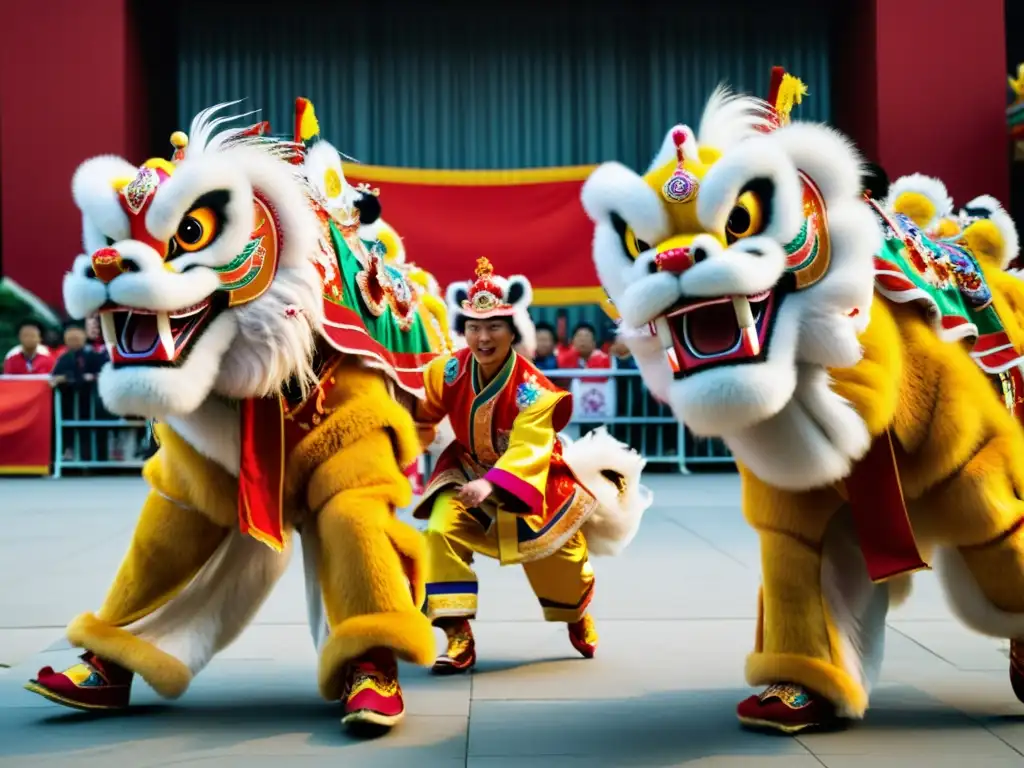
[343,164,605,306]
[0,375,52,475]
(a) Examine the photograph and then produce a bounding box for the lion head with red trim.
[584,71,882,482]
[63,103,325,420]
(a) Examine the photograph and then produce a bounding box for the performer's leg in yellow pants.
[422,489,594,622]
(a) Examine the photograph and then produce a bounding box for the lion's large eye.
[624,226,652,260]
[725,191,765,244]
[174,207,218,253]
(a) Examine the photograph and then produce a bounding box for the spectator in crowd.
[84,313,109,359]
[557,322,611,373]
[52,321,108,462]
[556,322,612,438]
[52,321,104,387]
[533,321,559,371]
[3,319,55,375]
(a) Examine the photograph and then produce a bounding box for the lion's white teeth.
[742,326,760,356]
[732,296,760,356]
[732,296,755,329]
[654,317,673,350]
[157,312,175,358]
[100,313,117,357]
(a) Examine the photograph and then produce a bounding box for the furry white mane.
[883,173,954,229]
[63,102,326,473]
[961,194,1021,269]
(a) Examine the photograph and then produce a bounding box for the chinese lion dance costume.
[585,66,1024,733]
[26,101,451,735]
[292,97,453,356]
[883,172,1022,279]
[291,97,454,495]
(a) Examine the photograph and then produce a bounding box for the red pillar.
[0,0,145,310]
[833,0,1008,206]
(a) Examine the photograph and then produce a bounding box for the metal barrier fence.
[52,384,151,478]
[49,368,735,475]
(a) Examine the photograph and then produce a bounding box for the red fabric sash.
[238,396,286,551]
[846,430,928,582]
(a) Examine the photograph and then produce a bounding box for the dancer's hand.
[458,479,493,507]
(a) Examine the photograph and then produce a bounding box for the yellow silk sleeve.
[484,390,565,514]
[413,354,450,428]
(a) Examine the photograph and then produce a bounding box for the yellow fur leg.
[311,421,437,697]
[94,488,230,627]
[751,522,868,716]
[66,613,191,699]
[746,652,867,718]
[957,525,1024,614]
[318,609,436,700]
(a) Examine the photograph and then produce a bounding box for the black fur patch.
[354,192,382,225]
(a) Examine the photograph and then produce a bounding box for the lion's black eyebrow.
[962,206,991,218]
[609,211,629,241]
[186,189,231,215]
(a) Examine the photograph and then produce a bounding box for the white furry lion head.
[956,194,1021,271]
[63,103,324,420]
[583,85,883,488]
[884,174,1020,270]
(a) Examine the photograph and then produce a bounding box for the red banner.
[0,375,52,475]
[344,164,605,306]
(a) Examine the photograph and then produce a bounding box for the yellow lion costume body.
[27,101,448,735]
[585,67,1024,733]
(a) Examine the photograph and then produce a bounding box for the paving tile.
[888,619,1008,671]
[469,757,824,768]
[467,694,813,760]
[820,758,1024,768]
[0,628,64,668]
[10,471,1024,764]
[797,684,1020,757]
[0,687,467,765]
[468,619,755,701]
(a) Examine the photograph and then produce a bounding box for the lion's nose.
[90,247,127,284]
[654,246,692,275]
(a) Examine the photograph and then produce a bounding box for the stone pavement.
[2,473,1024,767]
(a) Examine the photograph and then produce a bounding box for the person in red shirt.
[556,322,612,379]
[3,319,55,375]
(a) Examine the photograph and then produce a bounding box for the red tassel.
[672,127,688,163]
[766,66,786,109]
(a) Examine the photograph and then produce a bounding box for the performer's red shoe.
[24,652,133,711]
[432,618,476,675]
[1009,639,1024,703]
[568,613,598,659]
[736,683,840,734]
[341,648,405,733]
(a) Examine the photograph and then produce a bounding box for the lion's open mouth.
[100,300,215,367]
[660,290,778,378]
